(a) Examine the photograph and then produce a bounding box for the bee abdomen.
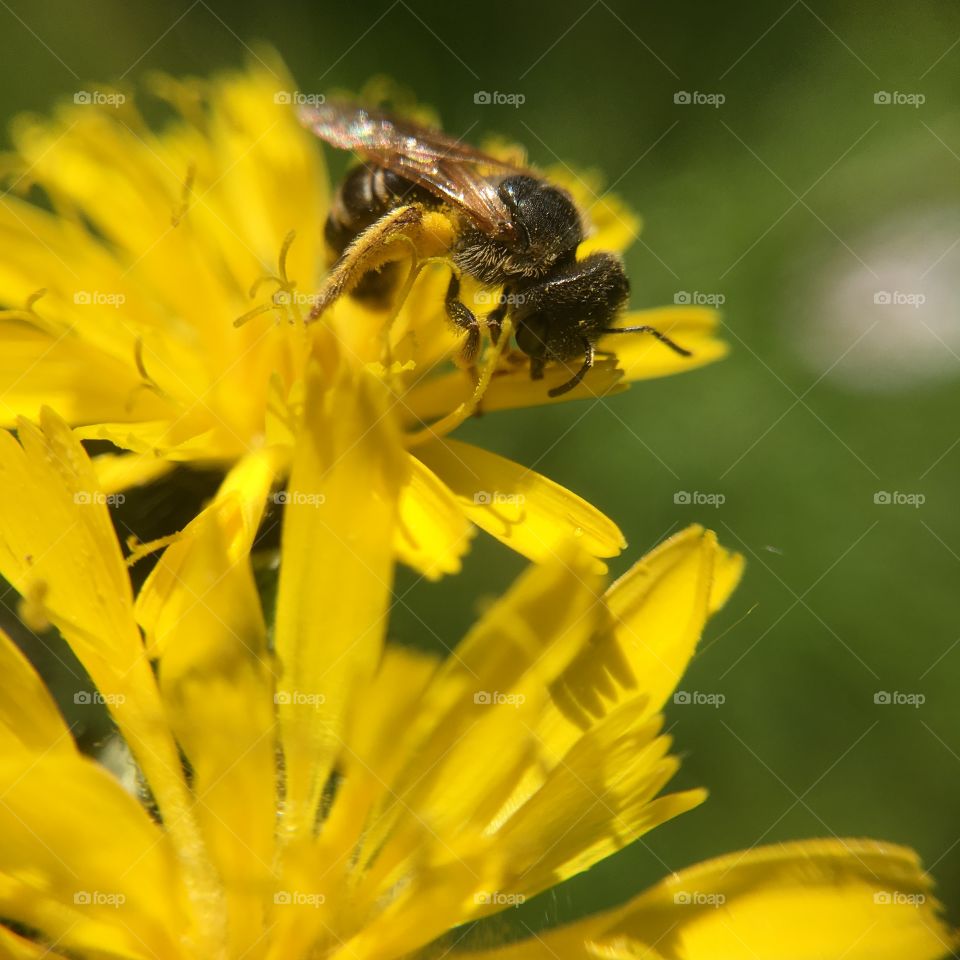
[325,165,434,259]
[324,165,436,305]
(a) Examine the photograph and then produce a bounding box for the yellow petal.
[578,195,641,255]
[607,839,954,960]
[546,166,641,254]
[0,923,71,960]
[502,527,738,813]
[603,307,728,382]
[74,419,231,461]
[5,60,326,457]
[0,192,209,380]
[287,647,442,957]
[304,548,604,959]
[0,628,73,756]
[356,546,605,859]
[395,453,474,579]
[337,644,441,803]
[0,872,153,960]
[404,357,627,420]
[416,438,625,569]
[328,839,505,960]
[156,508,276,957]
[274,357,405,837]
[203,55,329,299]
[0,754,185,959]
[0,318,170,427]
[463,841,952,960]
[599,525,739,716]
[0,408,141,680]
[494,700,705,898]
[91,450,174,495]
[708,537,745,615]
[135,445,284,658]
[0,408,217,922]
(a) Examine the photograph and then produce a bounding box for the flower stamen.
[124,531,184,566]
[170,162,195,227]
[237,230,303,327]
[0,288,62,338]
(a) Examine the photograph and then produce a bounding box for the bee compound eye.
[499,221,526,249]
[515,314,550,358]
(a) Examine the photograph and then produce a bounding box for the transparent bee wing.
[299,102,528,245]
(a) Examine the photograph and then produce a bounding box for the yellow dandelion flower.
[0,55,726,583]
[0,378,949,959]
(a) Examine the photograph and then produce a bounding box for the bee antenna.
[602,324,692,357]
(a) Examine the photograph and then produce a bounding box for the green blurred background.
[2,0,958,935]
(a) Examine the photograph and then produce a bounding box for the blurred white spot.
[97,735,140,797]
[795,212,960,392]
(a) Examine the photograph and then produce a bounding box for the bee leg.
[485,285,510,345]
[445,270,482,365]
[601,323,692,356]
[529,356,546,381]
[548,338,595,397]
[308,204,424,323]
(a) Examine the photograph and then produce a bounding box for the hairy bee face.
[513,252,630,362]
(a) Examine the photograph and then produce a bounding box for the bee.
[299,102,691,396]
